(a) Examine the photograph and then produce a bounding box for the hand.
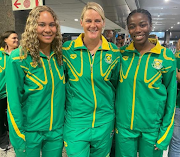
[154,144,160,150]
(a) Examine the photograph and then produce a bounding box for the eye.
[38,23,45,27]
[128,25,135,30]
[140,23,147,28]
[95,19,101,23]
[49,23,56,27]
[85,19,91,23]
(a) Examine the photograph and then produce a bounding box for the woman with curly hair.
[6,6,65,157]
[0,30,18,151]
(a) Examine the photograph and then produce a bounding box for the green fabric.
[115,126,163,157]
[64,120,114,157]
[175,50,180,108]
[0,49,9,99]
[15,127,63,157]
[63,33,120,128]
[6,48,65,150]
[115,39,176,150]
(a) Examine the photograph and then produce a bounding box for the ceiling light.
[165,0,169,2]
[74,19,78,21]
[171,26,173,28]
[161,8,163,9]
[166,30,168,31]
[158,15,160,17]
[177,22,180,24]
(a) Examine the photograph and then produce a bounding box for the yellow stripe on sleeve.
[7,103,25,141]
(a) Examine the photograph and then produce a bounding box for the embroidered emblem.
[152,59,163,70]
[0,57,2,60]
[64,141,68,147]
[175,52,180,58]
[70,54,77,59]
[122,56,128,61]
[0,68,2,73]
[30,62,38,68]
[105,53,112,64]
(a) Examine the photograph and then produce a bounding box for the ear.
[80,19,83,27]
[4,38,8,43]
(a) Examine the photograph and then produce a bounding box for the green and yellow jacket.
[0,47,9,99]
[63,33,120,128]
[6,48,65,150]
[115,39,176,150]
[175,50,180,108]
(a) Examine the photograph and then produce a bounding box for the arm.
[156,50,177,150]
[6,53,26,151]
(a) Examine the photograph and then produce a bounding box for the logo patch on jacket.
[122,56,128,61]
[175,52,180,58]
[70,54,77,59]
[30,62,38,68]
[0,57,2,60]
[152,59,163,70]
[105,53,112,64]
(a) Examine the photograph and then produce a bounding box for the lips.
[134,35,145,40]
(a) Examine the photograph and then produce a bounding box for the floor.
[0,147,169,157]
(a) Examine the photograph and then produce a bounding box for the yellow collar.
[126,38,162,54]
[74,33,110,50]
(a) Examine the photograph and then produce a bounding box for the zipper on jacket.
[88,51,97,128]
[47,58,52,70]
[130,54,143,130]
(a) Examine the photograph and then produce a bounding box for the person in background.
[0,30,18,152]
[63,2,120,157]
[6,6,65,157]
[168,38,180,157]
[115,9,176,157]
[104,30,114,43]
[116,34,125,48]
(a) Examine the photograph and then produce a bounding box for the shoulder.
[62,40,74,49]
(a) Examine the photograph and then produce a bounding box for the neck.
[135,40,154,55]
[5,46,14,54]
[83,37,101,54]
[39,44,51,57]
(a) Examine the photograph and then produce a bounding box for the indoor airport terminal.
[0,0,180,157]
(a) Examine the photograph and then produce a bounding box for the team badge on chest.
[105,53,112,64]
[152,59,163,70]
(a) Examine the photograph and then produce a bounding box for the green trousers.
[15,127,63,157]
[115,126,163,157]
[64,120,114,157]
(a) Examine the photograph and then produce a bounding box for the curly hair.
[20,5,63,65]
[0,30,17,49]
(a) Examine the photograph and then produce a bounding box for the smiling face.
[80,9,105,41]
[4,33,18,50]
[127,13,152,46]
[37,11,57,48]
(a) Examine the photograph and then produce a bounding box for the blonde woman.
[6,6,65,157]
[168,39,180,157]
[0,30,18,151]
[63,2,120,157]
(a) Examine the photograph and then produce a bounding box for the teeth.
[90,30,96,32]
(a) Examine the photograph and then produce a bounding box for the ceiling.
[45,0,180,34]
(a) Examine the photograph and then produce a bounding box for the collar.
[39,50,55,58]
[126,38,162,54]
[74,33,110,51]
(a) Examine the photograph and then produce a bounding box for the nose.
[135,26,141,32]
[44,25,51,32]
[90,21,96,27]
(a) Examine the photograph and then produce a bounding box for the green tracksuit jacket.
[175,50,180,108]
[6,48,65,150]
[0,48,9,99]
[63,33,120,128]
[115,39,176,150]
